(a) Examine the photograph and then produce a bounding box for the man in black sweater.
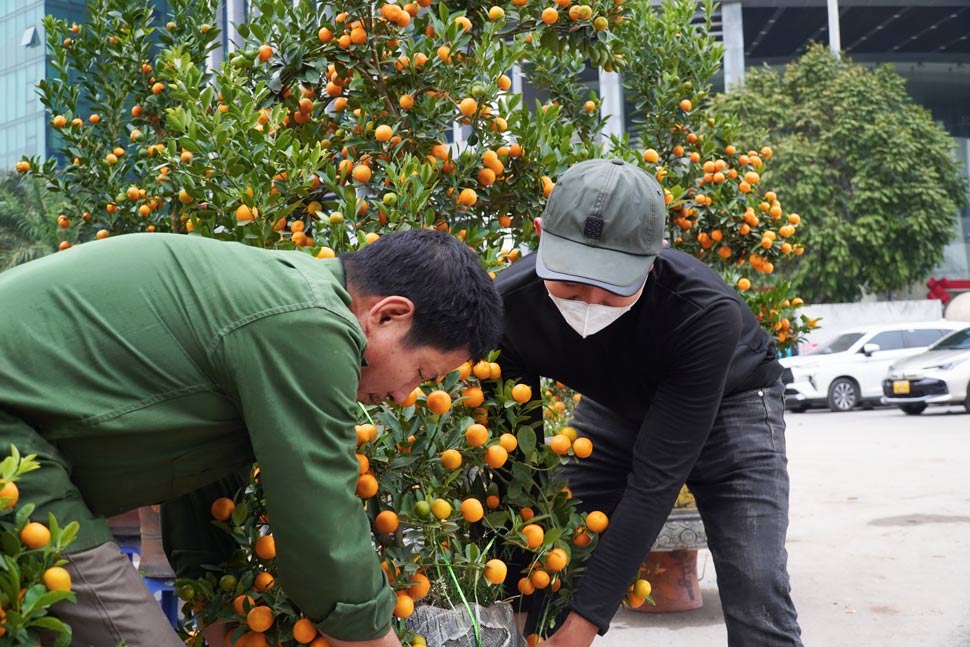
[496,159,802,646]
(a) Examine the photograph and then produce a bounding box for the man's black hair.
[340,229,503,360]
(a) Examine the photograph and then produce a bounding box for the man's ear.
[367,296,416,326]
[535,217,542,238]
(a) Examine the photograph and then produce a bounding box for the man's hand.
[538,611,598,647]
[202,621,229,647]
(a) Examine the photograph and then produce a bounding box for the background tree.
[715,43,968,303]
[0,174,64,270]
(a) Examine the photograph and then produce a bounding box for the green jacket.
[0,233,394,640]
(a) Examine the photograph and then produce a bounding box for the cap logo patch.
[583,216,604,239]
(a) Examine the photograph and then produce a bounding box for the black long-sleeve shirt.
[495,248,782,633]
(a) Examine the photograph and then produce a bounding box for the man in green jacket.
[0,229,502,647]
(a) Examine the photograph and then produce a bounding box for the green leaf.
[516,427,537,460]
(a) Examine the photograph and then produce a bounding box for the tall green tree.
[715,43,968,303]
[0,174,63,271]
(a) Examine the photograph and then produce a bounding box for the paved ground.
[593,405,970,646]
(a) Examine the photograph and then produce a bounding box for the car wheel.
[788,405,807,413]
[827,378,860,412]
[899,403,927,415]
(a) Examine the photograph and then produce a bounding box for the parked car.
[882,325,970,414]
[780,320,967,412]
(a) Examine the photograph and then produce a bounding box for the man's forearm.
[542,611,599,647]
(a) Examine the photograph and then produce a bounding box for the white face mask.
[547,293,635,338]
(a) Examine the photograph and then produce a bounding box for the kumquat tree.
[0,446,80,647]
[14,0,816,644]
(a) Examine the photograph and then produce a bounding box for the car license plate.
[892,380,910,395]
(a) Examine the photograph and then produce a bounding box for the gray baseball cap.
[535,158,666,296]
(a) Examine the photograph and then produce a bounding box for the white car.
[780,320,967,412]
[882,326,970,414]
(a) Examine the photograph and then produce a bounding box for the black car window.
[867,330,904,351]
[904,329,947,348]
[933,327,970,350]
[808,332,864,354]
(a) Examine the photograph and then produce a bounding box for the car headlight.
[928,357,969,371]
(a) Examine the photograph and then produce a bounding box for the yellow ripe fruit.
[457,188,478,206]
[679,98,692,111]
[21,522,51,549]
[408,573,431,599]
[210,497,235,521]
[375,125,393,142]
[426,389,452,415]
[572,437,593,458]
[498,74,512,91]
[511,383,532,403]
[247,605,274,632]
[356,473,379,498]
[465,423,489,446]
[484,444,508,469]
[472,360,492,380]
[352,164,372,183]
[254,571,275,592]
[541,7,559,24]
[499,432,518,453]
[461,386,485,408]
[441,449,463,470]
[0,480,19,508]
[521,523,545,548]
[484,559,507,584]
[548,434,571,455]
[460,498,484,523]
[394,592,415,618]
[634,579,652,598]
[374,510,399,534]
[489,6,505,21]
[585,510,609,533]
[642,148,660,164]
[293,617,318,643]
[431,498,453,520]
[737,277,752,291]
[545,547,569,572]
[459,97,478,117]
[257,44,273,62]
[43,566,72,591]
[235,204,254,222]
[254,534,276,560]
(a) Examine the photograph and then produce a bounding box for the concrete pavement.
[593,405,970,646]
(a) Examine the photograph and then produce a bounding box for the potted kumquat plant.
[177,361,654,646]
[0,446,80,647]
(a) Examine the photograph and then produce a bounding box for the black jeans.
[564,381,803,646]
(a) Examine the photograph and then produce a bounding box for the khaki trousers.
[43,541,184,647]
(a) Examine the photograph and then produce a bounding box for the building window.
[21,26,39,48]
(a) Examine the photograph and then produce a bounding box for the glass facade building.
[0,1,49,168]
